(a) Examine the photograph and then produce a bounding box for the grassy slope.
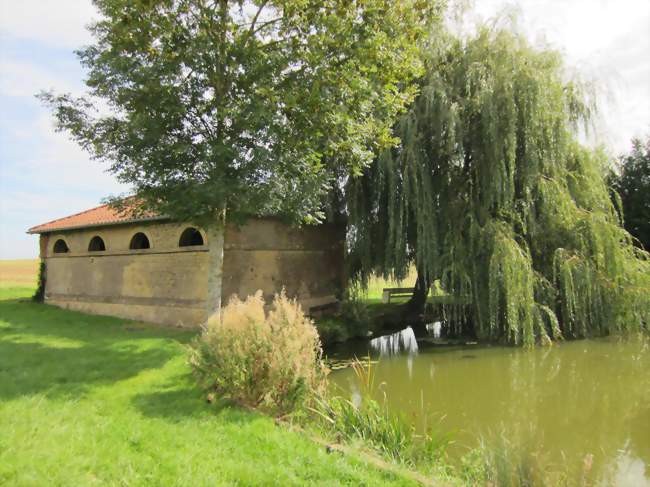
[0,286,418,486]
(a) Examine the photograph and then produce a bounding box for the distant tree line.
[609,136,650,251]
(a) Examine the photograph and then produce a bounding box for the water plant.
[457,434,600,487]
[312,358,451,466]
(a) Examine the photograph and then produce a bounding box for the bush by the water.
[188,291,327,415]
[315,288,373,346]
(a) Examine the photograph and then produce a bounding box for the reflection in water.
[369,326,418,356]
[601,448,650,487]
[331,337,650,484]
[369,327,418,377]
[425,321,442,338]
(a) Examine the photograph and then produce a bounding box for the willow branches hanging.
[347,26,650,345]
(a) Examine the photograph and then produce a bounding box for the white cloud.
[15,113,126,191]
[0,0,97,48]
[0,108,130,259]
[0,59,79,97]
[0,0,128,259]
[0,77,129,259]
[1,110,130,214]
[459,0,650,153]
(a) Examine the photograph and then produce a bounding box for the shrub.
[314,287,373,346]
[315,317,353,346]
[188,291,328,415]
[340,286,372,331]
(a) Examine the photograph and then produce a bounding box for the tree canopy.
[348,26,650,345]
[41,0,442,224]
[610,136,650,251]
[40,2,649,345]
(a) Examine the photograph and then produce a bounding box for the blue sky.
[1,0,649,260]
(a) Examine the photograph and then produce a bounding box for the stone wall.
[221,219,345,311]
[40,217,344,326]
[43,221,214,326]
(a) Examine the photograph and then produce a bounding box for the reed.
[312,357,450,466]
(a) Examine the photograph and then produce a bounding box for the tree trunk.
[205,210,226,321]
[406,270,429,316]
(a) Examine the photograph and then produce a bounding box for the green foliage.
[340,286,372,330]
[316,286,373,346]
[188,291,327,415]
[315,317,354,346]
[316,314,370,347]
[40,0,443,225]
[315,395,416,461]
[348,24,650,345]
[609,135,650,250]
[32,262,46,303]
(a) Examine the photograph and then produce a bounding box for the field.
[0,262,422,486]
[0,259,39,299]
[0,259,39,286]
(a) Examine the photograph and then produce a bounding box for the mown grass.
[363,269,418,301]
[362,270,455,307]
[0,261,572,485]
[0,285,421,486]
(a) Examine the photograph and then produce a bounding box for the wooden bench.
[381,287,414,303]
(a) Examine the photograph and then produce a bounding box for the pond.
[328,329,650,485]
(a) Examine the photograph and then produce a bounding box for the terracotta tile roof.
[28,200,165,234]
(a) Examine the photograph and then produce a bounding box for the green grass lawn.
[0,287,418,486]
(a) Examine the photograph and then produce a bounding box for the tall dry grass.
[188,291,328,415]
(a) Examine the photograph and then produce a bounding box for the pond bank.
[0,289,426,486]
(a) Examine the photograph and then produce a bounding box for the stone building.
[28,203,345,326]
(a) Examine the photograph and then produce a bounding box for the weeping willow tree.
[347,26,650,346]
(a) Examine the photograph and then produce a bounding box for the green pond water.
[328,331,650,485]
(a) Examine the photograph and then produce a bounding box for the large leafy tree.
[348,26,650,345]
[610,136,650,250]
[41,0,442,224]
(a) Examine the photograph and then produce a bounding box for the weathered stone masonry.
[31,211,344,327]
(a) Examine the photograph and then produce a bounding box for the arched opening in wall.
[88,236,106,252]
[129,232,150,250]
[53,239,69,253]
[179,227,204,247]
